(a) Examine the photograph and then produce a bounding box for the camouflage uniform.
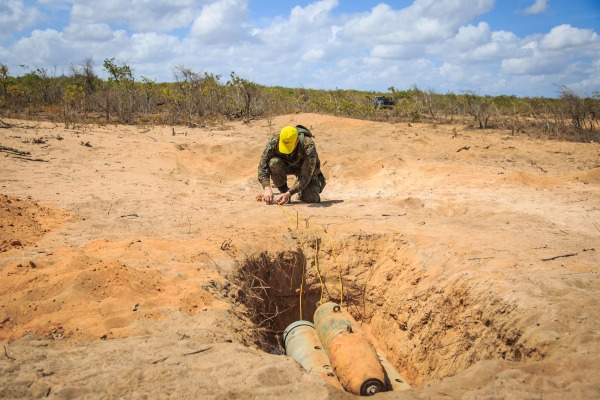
[258,126,325,203]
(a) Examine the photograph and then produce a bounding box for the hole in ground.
[231,250,324,353]
[231,233,546,388]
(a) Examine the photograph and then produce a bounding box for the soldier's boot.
[298,176,322,203]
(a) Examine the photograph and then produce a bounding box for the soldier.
[258,125,326,205]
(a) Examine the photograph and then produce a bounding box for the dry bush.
[1,61,598,142]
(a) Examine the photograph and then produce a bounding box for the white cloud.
[342,0,495,45]
[70,0,201,32]
[439,25,522,63]
[10,29,69,68]
[64,23,114,42]
[370,44,425,60]
[453,22,493,50]
[302,48,326,62]
[500,26,600,78]
[338,0,497,67]
[330,25,342,42]
[189,0,251,44]
[501,51,568,76]
[523,0,548,15]
[439,62,464,83]
[540,24,599,51]
[246,0,342,72]
[436,22,493,59]
[290,0,338,27]
[0,0,42,38]
[130,33,181,63]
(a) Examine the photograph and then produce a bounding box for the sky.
[1,0,599,98]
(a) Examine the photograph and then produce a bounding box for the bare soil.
[1,114,599,399]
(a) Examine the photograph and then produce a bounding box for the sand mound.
[0,194,66,252]
[504,167,600,188]
[1,237,225,342]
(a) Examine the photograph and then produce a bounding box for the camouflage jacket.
[257,129,321,195]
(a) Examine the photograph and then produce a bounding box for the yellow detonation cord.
[277,201,345,319]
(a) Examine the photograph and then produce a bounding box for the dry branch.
[3,345,16,361]
[1,145,49,162]
[182,346,213,356]
[0,145,30,156]
[14,156,49,162]
[541,253,578,262]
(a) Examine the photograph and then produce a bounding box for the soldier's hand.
[276,191,291,205]
[263,187,274,204]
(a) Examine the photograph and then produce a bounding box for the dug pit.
[232,233,547,389]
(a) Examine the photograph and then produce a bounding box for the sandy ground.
[1,113,599,399]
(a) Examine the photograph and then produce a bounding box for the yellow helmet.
[279,126,298,154]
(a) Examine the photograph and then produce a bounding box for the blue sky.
[1,0,599,97]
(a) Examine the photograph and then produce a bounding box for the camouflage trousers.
[269,157,325,203]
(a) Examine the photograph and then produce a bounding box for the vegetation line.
[0,60,598,142]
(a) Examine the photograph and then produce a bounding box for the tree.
[69,58,98,117]
[0,63,8,97]
[464,91,495,129]
[227,71,259,122]
[100,58,135,123]
[559,87,597,141]
[103,58,133,83]
[172,65,201,125]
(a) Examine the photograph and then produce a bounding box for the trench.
[230,233,546,389]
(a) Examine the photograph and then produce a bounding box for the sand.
[1,114,599,399]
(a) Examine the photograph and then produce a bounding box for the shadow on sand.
[307,199,344,208]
